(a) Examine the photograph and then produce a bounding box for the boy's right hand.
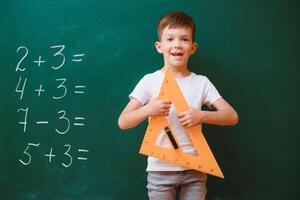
[146,99,172,116]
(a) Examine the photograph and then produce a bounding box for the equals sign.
[72,54,85,62]
[74,85,86,94]
[77,149,89,160]
[74,117,85,126]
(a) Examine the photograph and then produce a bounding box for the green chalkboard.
[0,0,299,199]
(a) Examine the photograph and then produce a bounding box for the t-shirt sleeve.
[129,75,151,105]
[202,77,222,106]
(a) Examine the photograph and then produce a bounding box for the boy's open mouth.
[171,52,184,56]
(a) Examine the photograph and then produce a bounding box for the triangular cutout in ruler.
[139,68,224,178]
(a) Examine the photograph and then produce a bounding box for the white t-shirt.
[129,70,221,171]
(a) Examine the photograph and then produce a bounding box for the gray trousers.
[147,170,207,200]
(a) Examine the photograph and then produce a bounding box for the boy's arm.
[118,98,149,130]
[177,98,239,128]
[118,98,172,130]
[201,98,239,125]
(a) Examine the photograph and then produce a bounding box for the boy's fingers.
[162,103,171,110]
[177,111,187,118]
[162,106,171,110]
[162,102,171,107]
[158,110,169,116]
[178,116,188,123]
[185,123,192,128]
[177,113,184,118]
[182,120,190,128]
[161,100,172,104]
[183,118,193,127]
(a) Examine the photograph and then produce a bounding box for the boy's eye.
[166,38,173,41]
[182,38,190,41]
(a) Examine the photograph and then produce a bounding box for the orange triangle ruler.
[139,68,224,178]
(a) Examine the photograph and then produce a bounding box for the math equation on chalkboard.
[14,45,89,168]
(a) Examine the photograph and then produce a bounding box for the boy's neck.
[161,66,191,78]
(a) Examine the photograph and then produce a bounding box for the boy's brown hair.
[157,11,196,42]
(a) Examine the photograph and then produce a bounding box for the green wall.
[0,0,299,199]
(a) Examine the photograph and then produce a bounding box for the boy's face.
[155,26,197,69]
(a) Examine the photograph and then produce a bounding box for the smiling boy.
[118,11,239,200]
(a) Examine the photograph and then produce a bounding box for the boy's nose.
[174,41,183,48]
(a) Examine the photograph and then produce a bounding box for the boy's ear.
[190,42,198,55]
[155,41,163,54]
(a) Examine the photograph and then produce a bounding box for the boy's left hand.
[177,108,203,128]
